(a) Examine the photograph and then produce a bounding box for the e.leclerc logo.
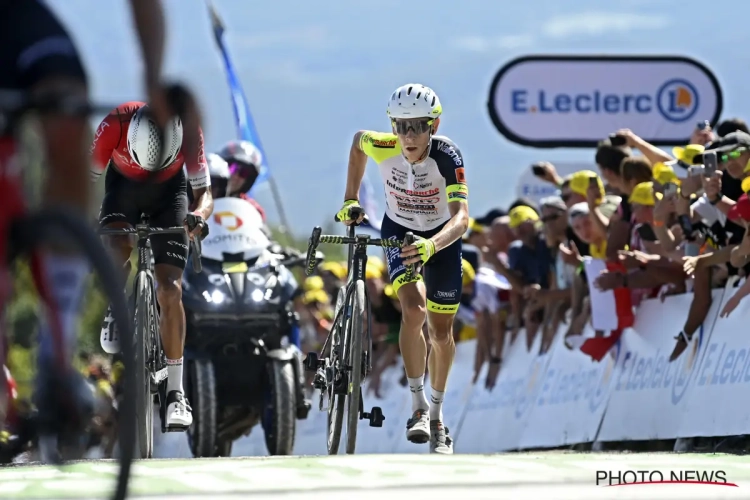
[510,77,699,123]
[487,55,723,148]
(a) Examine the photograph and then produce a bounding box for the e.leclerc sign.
[487,55,723,148]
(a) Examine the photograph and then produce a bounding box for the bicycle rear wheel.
[16,209,135,500]
[134,272,154,458]
[344,280,365,454]
[326,288,346,455]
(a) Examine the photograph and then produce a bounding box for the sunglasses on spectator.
[391,118,434,135]
[720,148,748,162]
[541,214,560,223]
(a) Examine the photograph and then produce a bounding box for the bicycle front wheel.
[326,287,346,455]
[17,208,135,500]
[344,280,365,454]
[134,271,154,459]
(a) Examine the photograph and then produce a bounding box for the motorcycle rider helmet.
[207,153,230,198]
[217,140,263,195]
[127,105,183,171]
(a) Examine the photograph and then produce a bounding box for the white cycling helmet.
[127,106,183,171]
[207,153,230,179]
[386,84,443,120]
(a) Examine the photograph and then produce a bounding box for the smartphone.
[608,134,628,147]
[688,165,705,177]
[696,120,710,131]
[664,182,678,197]
[531,164,545,177]
[703,151,718,177]
[589,176,598,187]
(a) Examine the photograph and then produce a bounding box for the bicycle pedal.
[362,406,385,428]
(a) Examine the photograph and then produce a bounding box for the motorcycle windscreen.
[202,197,270,262]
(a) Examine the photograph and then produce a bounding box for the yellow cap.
[672,144,705,164]
[468,218,484,233]
[303,275,325,292]
[569,170,605,198]
[629,182,663,206]
[652,162,680,185]
[319,261,346,280]
[508,205,539,229]
[302,289,329,305]
[742,176,750,193]
[461,259,476,287]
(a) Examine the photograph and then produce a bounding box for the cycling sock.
[37,253,89,372]
[429,389,445,421]
[166,358,184,394]
[407,375,429,412]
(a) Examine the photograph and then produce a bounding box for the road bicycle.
[100,214,203,459]
[303,205,414,454]
[0,91,135,500]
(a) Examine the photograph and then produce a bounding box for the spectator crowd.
[297,117,750,453]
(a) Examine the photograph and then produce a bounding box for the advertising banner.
[488,55,723,148]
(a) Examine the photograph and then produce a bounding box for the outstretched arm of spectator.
[617,129,674,165]
[532,161,565,187]
[730,229,750,269]
[721,277,750,318]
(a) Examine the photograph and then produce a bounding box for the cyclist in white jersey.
[336,84,469,454]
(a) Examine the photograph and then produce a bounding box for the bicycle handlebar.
[99,225,203,273]
[304,226,416,281]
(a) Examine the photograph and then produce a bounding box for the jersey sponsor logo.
[372,138,397,148]
[455,167,466,183]
[435,289,458,299]
[415,182,433,189]
[386,180,439,197]
[392,175,406,185]
[426,216,443,223]
[437,142,462,166]
[394,213,415,221]
[213,211,244,231]
[391,192,439,205]
[396,202,437,214]
[90,120,110,155]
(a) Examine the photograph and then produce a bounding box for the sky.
[47,0,750,236]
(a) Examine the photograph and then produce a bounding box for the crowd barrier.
[154,278,750,457]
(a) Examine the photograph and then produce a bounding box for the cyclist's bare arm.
[190,187,214,221]
[129,0,165,84]
[343,131,369,200]
[431,201,469,251]
[35,77,90,214]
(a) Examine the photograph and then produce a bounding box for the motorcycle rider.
[208,140,266,221]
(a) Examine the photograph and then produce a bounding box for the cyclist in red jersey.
[91,101,213,430]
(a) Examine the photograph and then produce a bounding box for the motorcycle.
[182,197,312,457]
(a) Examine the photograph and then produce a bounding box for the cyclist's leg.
[98,168,139,354]
[381,216,430,441]
[150,172,190,427]
[422,237,462,454]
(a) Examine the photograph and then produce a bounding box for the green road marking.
[2,453,750,499]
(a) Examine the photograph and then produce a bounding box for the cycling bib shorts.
[381,214,462,314]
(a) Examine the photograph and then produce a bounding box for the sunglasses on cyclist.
[229,162,258,179]
[391,118,434,135]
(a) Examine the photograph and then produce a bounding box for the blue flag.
[207,2,269,192]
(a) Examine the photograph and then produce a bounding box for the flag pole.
[206,2,293,242]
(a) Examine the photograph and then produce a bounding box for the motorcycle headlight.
[202,290,226,304]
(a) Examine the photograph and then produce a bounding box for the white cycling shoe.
[165,390,192,430]
[99,305,120,354]
[406,409,430,444]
